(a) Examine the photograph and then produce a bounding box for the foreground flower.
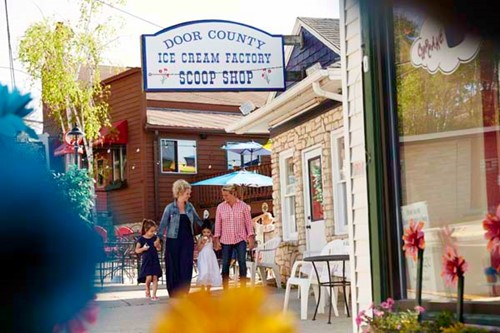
[441,247,468,286]
[483,206,500,254]
[403,220,426,260]
[414,305,425,314]
[155,288,295,333]
[380,298,394,310]
[356,310,366,327]
[53,300,98,333]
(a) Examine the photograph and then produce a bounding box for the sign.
[141,20,286,92]
[410,18,480,75]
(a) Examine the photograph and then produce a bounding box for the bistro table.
[304,254,350,324]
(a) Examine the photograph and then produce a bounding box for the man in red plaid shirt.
[214,184,255,289]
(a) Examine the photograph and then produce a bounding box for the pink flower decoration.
[414,305,426,314]
[441,247,468,287]
[373,309,384,317]
[483,205,500,255]
[402,220,426,261]
[380,298,394,310]
[355,310,366,327]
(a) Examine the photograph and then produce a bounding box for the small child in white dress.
[196,222,222,291]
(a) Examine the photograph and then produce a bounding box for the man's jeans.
[221,241,247,288]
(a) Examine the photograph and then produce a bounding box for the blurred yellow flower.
[155,287,295,333]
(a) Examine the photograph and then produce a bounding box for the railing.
[192,163,273,208]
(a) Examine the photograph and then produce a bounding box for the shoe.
[151,296,159,301]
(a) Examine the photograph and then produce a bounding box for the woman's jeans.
[221,241,247,288]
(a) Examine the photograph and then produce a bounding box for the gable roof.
[297,17,340,52]
[146,91,268,108]
[146,108,243,132]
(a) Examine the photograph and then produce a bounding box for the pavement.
[91,283,353,333]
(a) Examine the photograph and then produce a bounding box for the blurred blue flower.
[0,84,37,139]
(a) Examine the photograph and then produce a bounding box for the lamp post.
[66,125,84,168]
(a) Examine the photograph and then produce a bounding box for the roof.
[297,18,340,51]
[146,91,269,108]
[146,108,244,131]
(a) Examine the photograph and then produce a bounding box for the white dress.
[196,238,222,287]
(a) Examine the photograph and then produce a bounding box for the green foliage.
[53,166,95,224]
[17,0,125,173]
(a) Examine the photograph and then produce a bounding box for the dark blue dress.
[165,214,194,297]
[137,235,162,283]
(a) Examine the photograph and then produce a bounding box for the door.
[303,147,326,253]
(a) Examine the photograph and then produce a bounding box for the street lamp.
[66,125,84,168]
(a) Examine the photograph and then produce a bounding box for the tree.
[18,0,124,175]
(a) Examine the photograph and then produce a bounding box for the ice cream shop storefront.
[343,0,500,329]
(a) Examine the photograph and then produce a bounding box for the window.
[332,130,348,234]
[112,146,126,182]
[392,2,499,306]
[280,149,297,240]
[161,139,197,174]
[226,142,260,170]
[308,156,324,221]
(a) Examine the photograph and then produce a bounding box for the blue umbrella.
[192,170,272,187]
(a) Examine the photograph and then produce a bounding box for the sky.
[0,0,339,132]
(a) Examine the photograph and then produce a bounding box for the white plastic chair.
[249,236,282,288]
[283,239,349,320]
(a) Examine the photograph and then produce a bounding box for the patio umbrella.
[192,170,272,187]
[222,141,271,167]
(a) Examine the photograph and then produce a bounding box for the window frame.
[160,138,198,175]
[331,129,348,235]
[279,148,298,241]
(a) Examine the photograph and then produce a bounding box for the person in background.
[158,179,203,297]
[214,184,255,289]
[136,219,162,300]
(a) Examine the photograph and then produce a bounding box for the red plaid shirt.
[214,200,254,245]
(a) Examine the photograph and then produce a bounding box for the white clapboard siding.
[340,0,372,331]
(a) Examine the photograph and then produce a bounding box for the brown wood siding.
[143,131,270,221]
[105,70,147,225]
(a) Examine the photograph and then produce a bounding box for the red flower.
[441,247,468,287]
[53,300,98,333]
[402,220,425,261]
[483,205,500,255]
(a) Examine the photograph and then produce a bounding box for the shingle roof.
[146,108,243,131]
[146,91,269,108]
[298,18,340,50]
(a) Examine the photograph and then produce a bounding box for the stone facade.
[270,105,346,283]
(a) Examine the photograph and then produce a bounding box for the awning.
[54,143,84,157]
[94,120,128,146]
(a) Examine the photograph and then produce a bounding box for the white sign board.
[141,20,286,92]
[410,18,480,75]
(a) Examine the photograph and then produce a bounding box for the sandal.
[151,296,159,301]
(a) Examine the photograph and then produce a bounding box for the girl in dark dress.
[135,219,162,300]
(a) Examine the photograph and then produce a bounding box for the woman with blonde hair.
[214,184,255,289]
[158,179,203,297]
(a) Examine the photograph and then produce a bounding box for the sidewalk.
[91,283,353,333]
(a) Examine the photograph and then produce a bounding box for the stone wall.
[271,105,345,283]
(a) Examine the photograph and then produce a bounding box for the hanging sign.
[410,18,480,75]
[141,20,286,92]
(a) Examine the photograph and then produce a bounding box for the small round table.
[304,254,350,323]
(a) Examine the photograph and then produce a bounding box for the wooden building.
[45,67,271,227]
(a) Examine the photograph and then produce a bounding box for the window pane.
[178,140,197,174]
[337,136,346,181]
[285,195,297,234]
[227,150,241,170]
[112,149,121,182]
[394,3,498,304]
[285,157,296,194]
[308,156,324,221]
[161,140,176,172]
